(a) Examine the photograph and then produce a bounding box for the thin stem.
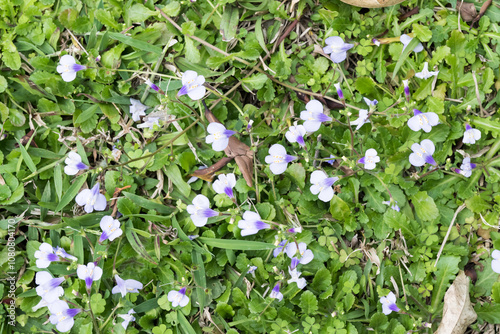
[87,291,100,334]
[205,86,245,117]
[99,302,122,331]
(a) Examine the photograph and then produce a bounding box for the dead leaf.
[459,2,477,22]
[435,271,477,334]
[202,101,254,187]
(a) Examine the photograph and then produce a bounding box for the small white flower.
[265,144,297,175]
[400,34,423,53]
[238,211,270,236]
[99,216,123,242]
[137,116,160,130]
[56,55,86,82]
[186,194,218,227]
[463,124,481,144]
[358,149,380,170]
[492,250,500,274]
[129,98,148,122]
[112,275,143,297]
[323,36,354,63]
[77,262,103,289]
[285,125,307,147]
[380,291,400,315]
[35,271,64,304]
[300,100,331,133]
[64,152,88,176]
[34,243,59,268]
[285,242,314,264]
[454,157,476,177]
[350,109,369,131]
[168,287,189,307]
[309,170,339,202]
[118,309,136,330]
[409,139,437,167]
[288,267,307,289]
[178,70,206,100]
[212,173,236,198]
[75,183,107,213]
[407,109,439,133]
[205,123,236,151]
[415,62,439,80]
[48,300,81,332]
[269,283,283,301]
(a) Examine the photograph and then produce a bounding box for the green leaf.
[392,37,421,80]
[311,268,332,292]
[220,5,239,42]
[410,191,439,221]
[185,37,201,64]
[15,139,36,173]
[0,75,7,93]
[475,303,500,324]
[125,220,158,265]
[128,3,157,22]
[465,195,492,213]
[431,255,460,310]
[329,195,350,220]
[163,1,181,16]
[198,237,276,250]
[299,291,318,314]
[192,251,207,310]
[177,312,197,334]
[58,8,78,29]
[412,24,432,42]
[108,32,162,54]
[164,164,191,197]
[90,293,106,314]
[95,9,121,30]
[55,174,88,212]
[242,73,268,90]
[123,192,175,214]
[286,163,305,189]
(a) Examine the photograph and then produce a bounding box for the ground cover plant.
[1,0,500,333]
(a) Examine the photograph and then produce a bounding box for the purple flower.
[363,97,378,108]
[402,79,410,101]
[118,309,136,330]
[64,152,88,176]
[269,283,283,301]
[188,234,199,240]
[273,240,287,257]
[463,124,481,144]
[186,194,218,227]
[407,109,439,133]
[372,38,381,46]
[34,243,60,268]
[300,100,331,133]
[290,257,300,270]
[288,226,302,234]
[323,36,354,63]
[400,34,423,53]
[54,247,77,261]
[350,109,369,131]
[358,149,380,170]
[334,83,344,100]
[168,287,189,307]
[206,123,236,151]
[285,125,306,147]
[310,170,339,202]
[265,144,297,175]
[129,98,148,122]
[285,242,314,264]
[247,265,258,274]
[145,79,160,92]
[492,250,500,274]
[112,275,143,297]
[288,267,306,289]
[35,271,64,304]
[327,155,336,165]
[409,139,437,167]
[380,291,400,315]
[246,120,254,132]
[75,183,107,213]
[56,55,86,82]
[48,300,81,332]
[77,262,103,289]
[178,70,206,100]
[238,211,270,236]
[415,62,439,80]
[99,215,123,242]
[382,200,400,212]
[212,173,236,199]
[453,157,476,177]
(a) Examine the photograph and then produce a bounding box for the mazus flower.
[285,242,314,265]
[212,173,237,199]
[363,97,378,108]
[358,149,380,170]
[145,79,160,92]
[269,283,283,301]
[48,300,81,333]
[350,109,369,131]
[238,211,270,236]
[400,34,423,53]
[178,70,206,100]
[187,194,218,227]
[491,250,500,274]
[285,125,306,147]
[32,299,50,312]
[380,291,400,315]
[57,55,86,82]
[168,287,189,307]
[288,226,302,234]
[300,100,331,133]
[309,170,339,202]
[382,200,400,212]
[372,38,381,46]
[327,155,336,165]
[35,271,64,304]
[206,123,236,152]
[137,116,160,129]
[265,144,297,175]
[99,215,123,242]
[409,139,437,167]
[453,157,476,177]
[463,124,481,144]
[273,240,287,257]
[34,243,60,268]
[415,62,439,80]
[288,267,307,289]
[323,36,354,63]
[75,183,107,213]
[129,98,148,122]
[402,79,410,102]
[77,262,103,290]
[54,247,77,261]
[112,275,143,297]
[334,83,344,100]
[118,309,136,330]
[64,152,88,176]
[407,109,439,133]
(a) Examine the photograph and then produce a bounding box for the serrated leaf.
[185,37,200,64]
[410,191,439,221]
[299,291,318,314]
